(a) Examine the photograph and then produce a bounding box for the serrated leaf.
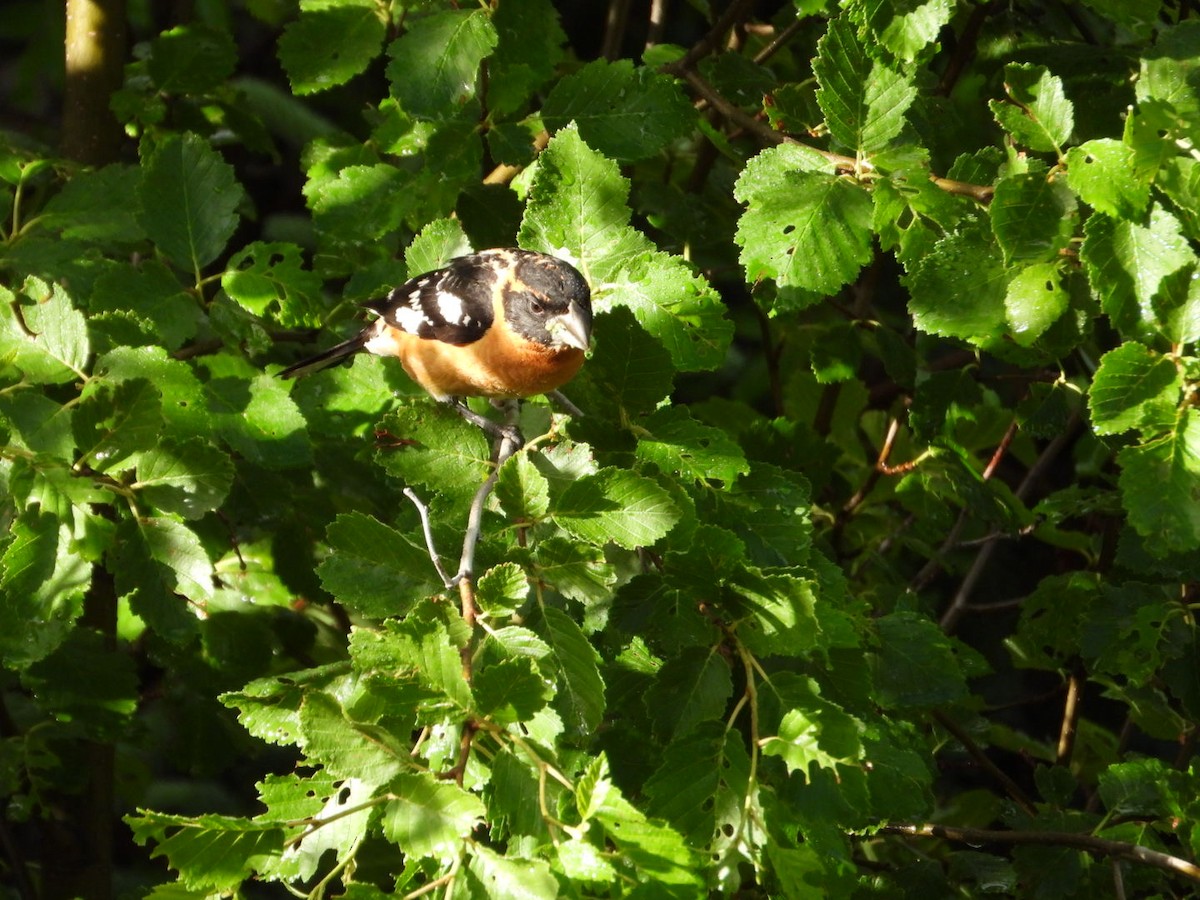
[0,511,89,667]
[476,562,529,617]
[147,24,237,94]
[594,787,701,887]
[404,218,473,276]
[138,133,242,272]
[305,162,405,242]
[576,306,674,418]
[0,278,89,383]
[0,391,74,460]
[990,172,1075,264]
[1080,206,1195,335]
[552,468,679,549]
[636,405,749,486]
[298,690,409,783]
[872,611,971,708]
[734,144,873,295]
[386,9,497,120]
[222,241,324,328]
[473,657,549,722]
[488,0,566,116]
[210,373,311,470]
[1065,139,1150,218]
[542,58,695,161]
[464,845,560,899]
[92,260,198,351]
[74,378,163,472]
[1097,758,1178,818]
[644,647,732,743]
[496,453,550,523]
[381,772,484,860]
[1117,409,1200,555]
[760,674,863,775]
[534,606,605,737]
[260,774,372,882]
[861,0,956,62]
[814,16,917,152]
[519,126,729,371]
[1089,341,1181,436]
[113,516,213,641]
[279,0,386,95]
[1005,262,1068,346]
[530,538,616,606]
[40,164,145,244]
[134,438,234,519]
[318,512,443,617]
[126,810,286,892]
[905,226,1008,344]
[375,403,491,506]
[989,63,1074,153]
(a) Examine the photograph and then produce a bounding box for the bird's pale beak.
[549,300,592,351]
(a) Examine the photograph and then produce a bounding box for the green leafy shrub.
[2,1,1199,897]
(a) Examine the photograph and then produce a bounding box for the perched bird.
[279,248,593,438]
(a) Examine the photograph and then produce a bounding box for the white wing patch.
[392,303,430,333]
[433,290,465,324]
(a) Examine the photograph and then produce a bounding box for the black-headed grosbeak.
[279,249,593,426]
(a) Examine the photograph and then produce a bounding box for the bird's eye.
[529,300,545,315]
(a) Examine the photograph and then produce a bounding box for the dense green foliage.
[2,0,1200,896]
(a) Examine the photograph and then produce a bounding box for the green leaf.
[385,9,498,120]
[374,403,492,507]
[594,784,702,887]
[126,810,286,892]
[519,126,730,371]
[0,511,89,667]
[905,226,1008,344]
[552,468,679,549]
[473,657,550,722]
[871,611,972,708]
[305,162,406,243]
[476,562,530,618]
[1005,263,1069,346]
[404,218,473,276]
[1097,757,1178,818]
[1089,341,1181,436]
[644,723,738,844]
[147,24,237,94]
[1081,206,1195,335]
[211,373,311,470]
[1117,409,1200,555]
[39,164,145,244]
[989,63,1074,153]
[0,391,74,460]
[734,144,873,295]
[488,0,567,116]
[542,59,695,161]
[318,512,444,617]
[138,133,243,272]
[0,277,89,383]
[760,674,863,775]
[534,607,605,738]
[989,172,1075,264]
[575,306,674,418]
[134,438,234,519]
[74,378,163,472]
[113,516,213,641]
[1136,20,1200,147]
[530,538,616,606]
[1065,138,1151,218]
[644,647,732,743]
[496,453,550,523]
[464,845,560,899]
[297,690,409,783]
[279,0,386,95]
[858,0,956,62]
[636,406,749,486]
[381,772,485,860]
[814,16,917,153]
[222,241,325,328]
[92,260,198,351]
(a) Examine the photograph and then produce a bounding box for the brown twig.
[878,823,1200,884]
[932,709,1037,816]
[1056,665,1084,765]
[936,1,995,97]
[667,0,759,71]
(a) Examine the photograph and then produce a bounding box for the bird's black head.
[505,252,593,351]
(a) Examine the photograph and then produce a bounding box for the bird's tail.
[277,332,367,379]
